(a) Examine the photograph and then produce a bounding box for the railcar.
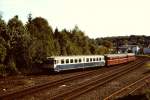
[45,55,105,72]
[118,54,128,64]
[127,53,136,62]
[105,54,129,66]
[105,54,119,66]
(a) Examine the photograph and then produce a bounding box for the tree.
[98,46,108,54]
[28,13,32,24]
[0,17,7,63]
[0,17,7,40]
[6,15,30,72]
[71,26,89,55]
[59,29,70,55]
[26,17,55,63]
[54,28,61,55]
[102,40,113,48]
[0,41,6,63]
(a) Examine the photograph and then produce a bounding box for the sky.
[0,0,150,38]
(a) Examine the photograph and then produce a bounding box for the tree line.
[0,15,114,75]
[0,14,149,76]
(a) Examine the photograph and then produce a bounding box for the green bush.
[0,64,6,76]
[144,89,150,100]
[9,60,18,74]
[0,43,6,63]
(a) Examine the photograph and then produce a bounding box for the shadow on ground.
[116,94,148,100]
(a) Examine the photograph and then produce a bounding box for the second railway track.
[104,74,150,100]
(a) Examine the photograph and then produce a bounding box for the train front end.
[42,57,55,71]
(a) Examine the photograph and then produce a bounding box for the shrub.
[0,64,6,76]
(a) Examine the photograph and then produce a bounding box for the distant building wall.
[143,48,150,54]
[132,46,140,54]
[119,45,140,54]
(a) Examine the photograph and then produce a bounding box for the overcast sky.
[0,0,150,38]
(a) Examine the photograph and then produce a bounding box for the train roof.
[127,53,135,56]
[47,53,135,59]
[47,55,104,59]
[104,53,128,57]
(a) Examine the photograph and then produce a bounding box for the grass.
[145,62,150,70]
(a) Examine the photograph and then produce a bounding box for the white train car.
[45,55,105,72]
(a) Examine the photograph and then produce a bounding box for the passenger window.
[79,59,82,62]
[90,58,92,61]
[86,58,89,62]
[61,59,64,64]
[70,59,73,63]
[97,58,99,61]
[66,59,69,63]
[99,58,101,61]
[75,59,78,63]
[93,58,95,61]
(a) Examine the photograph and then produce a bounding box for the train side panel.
[105,53,135,66]
[53,55,105,72]
[127,53,136,62]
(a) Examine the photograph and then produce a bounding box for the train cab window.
[70,59,73,63]
[90,58,92,62]
[75,59,78,63]
[86,58,89,62]
[66,59,69,63]
[61,59,64,64]
[93,58,95,61]
[99,58,101,61]
[79,59,82,63]
[54,60,57,64]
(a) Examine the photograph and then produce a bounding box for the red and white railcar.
[105,53,130,66]
[127,53,136,62]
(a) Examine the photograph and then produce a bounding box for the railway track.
[103,74,150,100]
[0,62,128,100]
[50,58,147,100]
[0,61,131,100]
[0,57,146,100]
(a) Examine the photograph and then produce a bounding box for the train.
[43,53,136,72]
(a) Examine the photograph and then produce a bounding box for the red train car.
[118,54,128,64]
[105,54,119,66]
[105,53,134,66]
[127,53,136,62]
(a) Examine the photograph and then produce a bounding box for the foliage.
[0,43,6,63]
[145,89,150,100]
[0,64,6,76]
[6,15,30,71]
[145,62,150,69]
